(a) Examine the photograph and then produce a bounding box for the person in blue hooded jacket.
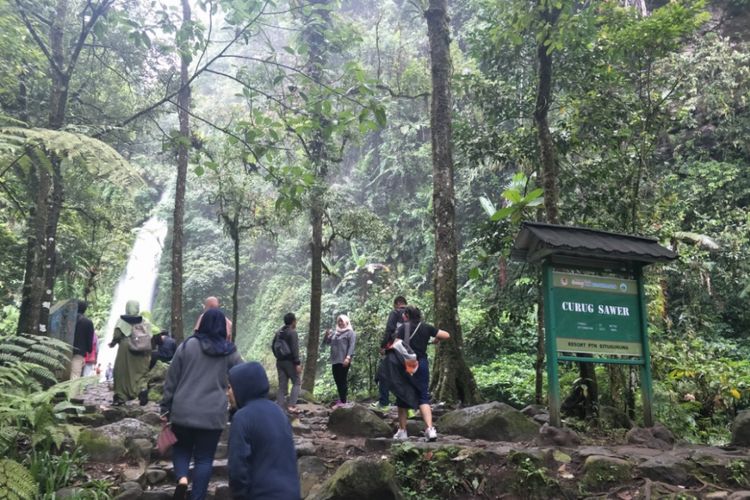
[227,362,300,500]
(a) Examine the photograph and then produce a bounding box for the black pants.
[332,363,350,403]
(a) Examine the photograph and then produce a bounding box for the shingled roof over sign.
[511,222,678,265]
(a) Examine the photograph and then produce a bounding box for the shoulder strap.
[405,322,421,347]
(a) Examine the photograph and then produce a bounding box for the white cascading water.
[97,202,168,374]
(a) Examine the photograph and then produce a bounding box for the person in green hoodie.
[109,300,151,406]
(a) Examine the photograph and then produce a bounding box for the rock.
[292,419,313,436]
[89,420,154,461]
[114,482,143,500]
[364,438,391,452]
[147,361,169,385]
[732,410,750,447]
[142,491,173,500]
[521,404,547,417]
[129,438,154,461]
[598,405,633,429]
[55,487,85,499]
[308,457,402,500]
[706,492,729,499]
[327,405,391,438]
[437,402,539,442]
[580,455,632,493]
[299,456,329,498]
[728,492,750,500]
[296,438,319,457]
[637,455,692,484]
[215,442,228,460]
[145,468,168,485]
[536,423,581,447]
[214,483,233,500]
[103,407,127,422]
[138,412,163,426]
[121,465,145,483]
[79,428,128,462]
[626,426,673,450]
[652,423,675,444]
[405,420,425,436]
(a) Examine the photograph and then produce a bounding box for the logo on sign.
[619,283,628,293]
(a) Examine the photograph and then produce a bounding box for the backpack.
[391,322,420,375]
[272,329,292,359]
[127,322,152,353]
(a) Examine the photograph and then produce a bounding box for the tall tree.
[171,0,192,342]
[425,0,479,404]
[14,0,114,334]
[300,0,331,393]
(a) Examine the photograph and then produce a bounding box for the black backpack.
[272,329,292,359]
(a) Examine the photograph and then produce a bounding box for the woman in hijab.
[323,314,357,408]
[160,308,242,500]
[109,300,151,406]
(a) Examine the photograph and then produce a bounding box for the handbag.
[157,422,177,455]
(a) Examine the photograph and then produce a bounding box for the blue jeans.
[171,424,222,500]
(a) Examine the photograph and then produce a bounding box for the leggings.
[332,363,350,403]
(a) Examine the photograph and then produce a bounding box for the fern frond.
[27,365,57,386]
[21,351,63,370]
[0,344,27,356]
[0,459,37,500]
[0,127,145,186]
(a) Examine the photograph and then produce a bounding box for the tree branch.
[14,0,65,77]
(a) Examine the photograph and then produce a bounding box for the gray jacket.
[160,337,242,430]
[324,328,356,365]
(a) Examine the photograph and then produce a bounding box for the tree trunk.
[300,0,331,394]
[303,197,324,393]
[425,0,479,405]
[534,3,598,415]
[171,0,191,342]
[232,216,240,342]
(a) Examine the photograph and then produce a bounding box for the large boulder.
[308,457,402,500]
[298,456,329,499]
[437,402,539,441]
[79,418,156,462]
[637,455,693,485]
[580,455,632,493]
[327,405,391,438]
[732,410,750,447]
[626,424,675,450]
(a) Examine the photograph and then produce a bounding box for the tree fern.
[0,126,145,186]
[0,459,37,500]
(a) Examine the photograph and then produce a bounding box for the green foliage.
[509,454,558,498]
[0,459,37,500]
[472,354,536,408]
[391,443,481,500]
[28,448,88,499]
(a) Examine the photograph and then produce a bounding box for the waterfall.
[97,203,168,374]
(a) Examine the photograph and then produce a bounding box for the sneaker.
[370,402,390,412]
[424,426,437,442]
[332,401,346,409]
[393,429,408,441]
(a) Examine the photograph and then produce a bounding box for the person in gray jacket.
[160,309,242,500]
[323,314,356,408]
[274,312,302,413]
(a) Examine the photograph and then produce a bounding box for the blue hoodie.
[228,362,300,500]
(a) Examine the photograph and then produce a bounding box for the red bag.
[157,423,177,455]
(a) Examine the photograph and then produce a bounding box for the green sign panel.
[552,272,642,356]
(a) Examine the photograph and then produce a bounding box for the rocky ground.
[63,373,750,500]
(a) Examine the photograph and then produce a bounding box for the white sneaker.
[424,426,437,442]
[393,429,408,441]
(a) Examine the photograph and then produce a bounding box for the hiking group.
[83,294,448,499]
